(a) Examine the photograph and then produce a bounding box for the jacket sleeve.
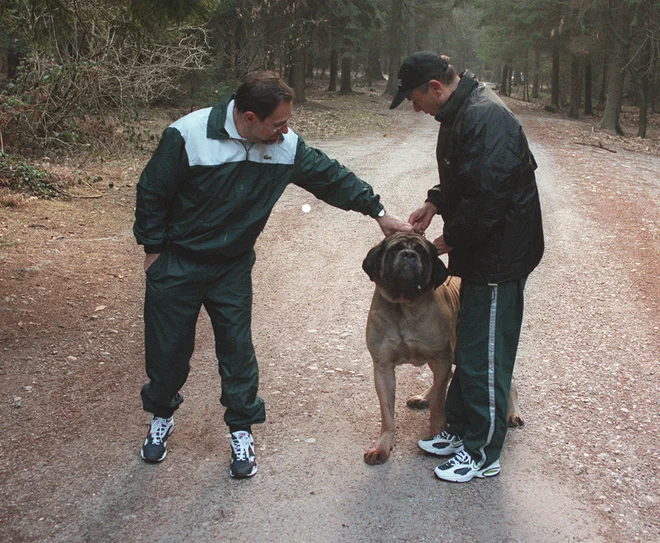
[426,184,445,214]
[426,129,450,214]
[442,113,523,250]
[133,127,190,253]
[291,138,383,217]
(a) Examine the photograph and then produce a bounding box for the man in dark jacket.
[390,52,544,482]
[134,71,412,478]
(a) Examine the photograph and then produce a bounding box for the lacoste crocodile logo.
[264,155,273,160]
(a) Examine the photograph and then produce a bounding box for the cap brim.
[389,89,409,110]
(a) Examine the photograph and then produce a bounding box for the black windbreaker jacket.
[426,71,544,283]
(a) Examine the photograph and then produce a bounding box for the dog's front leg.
[507,378,524,427]
[427,353,453,438]
[364,362,396,465]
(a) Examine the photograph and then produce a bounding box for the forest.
[0,0,659,190]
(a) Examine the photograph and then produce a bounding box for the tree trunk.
[290,47,306,103]
[584,54,593,115]
[512,66,522,88]
[306,26,317,79]
[499,64,509,96]
[598,50,608,109]
[636,39,652,138]
[306,50,314,79]
[522,58,529,101]
[366,35,385,86]
[328,49,339,91]
[532,49,540,99]
[551,41,560,108]
[568,53,581,118]
[340,54,353,94]
[385,0,403,95]
[637,84,648,138]
[598,39,626,135]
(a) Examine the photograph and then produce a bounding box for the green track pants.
[140,248,265,430]
[445,278,526,468]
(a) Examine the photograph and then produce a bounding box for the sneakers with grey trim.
[141,415,174,463]
[418,430,464,456]
[434,449,501,483]
[229,430,257,479]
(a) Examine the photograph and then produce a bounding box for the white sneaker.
[141,416,174,463]
[434,449,501,483]
[418,430,464,456]
[229,431,257,479]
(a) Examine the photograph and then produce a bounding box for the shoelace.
[430,430,455,442]
[150,418,171,445]
[231,433,251,461]
[446,449,473,467]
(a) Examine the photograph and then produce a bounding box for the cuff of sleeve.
[370,205,385,219]
[425,195,442,212]
[144,245,166,254]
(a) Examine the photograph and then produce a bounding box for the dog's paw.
[406,396,430,410]
[507,414,525,428]
[364,448,389,465]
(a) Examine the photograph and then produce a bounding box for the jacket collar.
[207,95,234,140]
[434,70,479,123]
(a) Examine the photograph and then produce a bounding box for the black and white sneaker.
[418,430,464,456]
[229,430,257,479]
[141,416,174,463]
[434,449,501,483]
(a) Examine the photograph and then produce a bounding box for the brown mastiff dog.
[362,232,523,465]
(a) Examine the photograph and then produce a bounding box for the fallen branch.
[69,193,104,199]
[575,141,617,153]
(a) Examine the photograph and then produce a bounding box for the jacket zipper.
[240,140,254,160]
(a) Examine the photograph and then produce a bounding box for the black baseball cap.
[389,52,449,110]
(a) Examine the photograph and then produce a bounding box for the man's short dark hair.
[234,71,295,120]
[435,64,457,86]
[417,65,458,93]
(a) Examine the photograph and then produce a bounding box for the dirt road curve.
[1,103,658,542]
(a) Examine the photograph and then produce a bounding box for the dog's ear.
[432,256,449,288]
[362,241,385,282]
[423,238,449,288]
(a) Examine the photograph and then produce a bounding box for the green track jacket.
[134,98,384,259]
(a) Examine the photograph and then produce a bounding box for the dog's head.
[362,232,449,302]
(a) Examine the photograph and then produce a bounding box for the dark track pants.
[445,278,526,468]
[140,248,265,429]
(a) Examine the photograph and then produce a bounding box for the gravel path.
[0,104,658,542]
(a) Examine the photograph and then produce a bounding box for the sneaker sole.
[434,463,501,483]
[141,449,167,463]
[418,440,464,456]
[230,464,258,479]
[477,465,501,478]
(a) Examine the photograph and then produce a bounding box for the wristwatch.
[377,208,386,218]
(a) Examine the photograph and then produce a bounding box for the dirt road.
[1,99,658,542]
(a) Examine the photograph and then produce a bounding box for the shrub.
[0,152,67,198]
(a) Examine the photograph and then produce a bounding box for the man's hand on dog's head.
[376,211,414,237]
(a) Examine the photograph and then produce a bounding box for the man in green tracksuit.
[390,52,544,482]
[133,71,412,478]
